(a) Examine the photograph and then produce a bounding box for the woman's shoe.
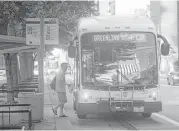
[52,108,57,115]
[59,114,68,117]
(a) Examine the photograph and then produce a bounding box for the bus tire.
[77,114,86,119]
[142,113,152,118]
[170,79,175,86]
[172,79,175,86]
[73,99,76,110]
[167,78,170,85]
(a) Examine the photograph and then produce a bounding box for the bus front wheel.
[73,99,76,110]
[142,113,152,118]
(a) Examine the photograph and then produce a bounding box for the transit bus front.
[68,17,170,119]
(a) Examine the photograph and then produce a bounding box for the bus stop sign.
[26,18,59,45]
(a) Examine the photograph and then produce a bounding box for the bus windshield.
[81,32,157,86]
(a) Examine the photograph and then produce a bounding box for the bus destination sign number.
[92,33,146,43]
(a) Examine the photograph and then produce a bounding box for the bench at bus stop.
[0,76,39,93]
[0,77,38,129]
[0,104,33,130]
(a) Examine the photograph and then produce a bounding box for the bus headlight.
[149,90,157,101]
[82,92,89,100]
[74,89,77,92]
[152,92,157,97]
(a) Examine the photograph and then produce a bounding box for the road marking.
[153,113,179,127]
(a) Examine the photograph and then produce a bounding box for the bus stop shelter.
[0,35,40,96]
[0,35,46,126]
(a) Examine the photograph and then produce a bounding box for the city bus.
[68,15,170,119]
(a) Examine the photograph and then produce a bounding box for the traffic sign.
[26,18,59,45]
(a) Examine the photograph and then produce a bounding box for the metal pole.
[38,17,45,119]
[158,1,161,35]
[177,1,179,65]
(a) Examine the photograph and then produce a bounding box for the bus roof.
[78,15,156,33]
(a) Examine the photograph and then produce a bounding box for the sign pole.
[177,2,179,67]
[39,17,45,119]
[26,17,59,120]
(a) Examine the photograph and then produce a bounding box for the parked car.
[167,71,179,85]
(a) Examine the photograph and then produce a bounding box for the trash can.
[17,92,43,122]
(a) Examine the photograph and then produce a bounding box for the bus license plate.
[133,107,144,112]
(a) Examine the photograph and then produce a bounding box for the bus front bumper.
[76,101,162,114]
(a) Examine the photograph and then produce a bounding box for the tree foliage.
[0,1,24,35]
[0,1,98,37]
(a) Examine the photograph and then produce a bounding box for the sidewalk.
[160,72,167,79]
[34,78,74,130]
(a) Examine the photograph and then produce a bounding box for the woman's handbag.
[50,76,56,90]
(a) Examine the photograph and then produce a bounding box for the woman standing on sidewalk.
[51,62,68,117]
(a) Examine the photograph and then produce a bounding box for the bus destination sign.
[92,33,146,43]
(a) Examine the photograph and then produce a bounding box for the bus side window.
[112,48,116,62]
[76,48,80,89]
[94,48,99,62]
[77,61,80,89]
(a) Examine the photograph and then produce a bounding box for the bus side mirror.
[68,46,76,58]
[161,42,170,56]
[157,34,170,56]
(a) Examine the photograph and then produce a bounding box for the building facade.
[150,1,179,73]
[150,1,178,54]
[99,0,115,15]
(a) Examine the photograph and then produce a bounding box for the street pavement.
[33,75,179,130]
[1,75,179,129]
[159,77,179,123]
